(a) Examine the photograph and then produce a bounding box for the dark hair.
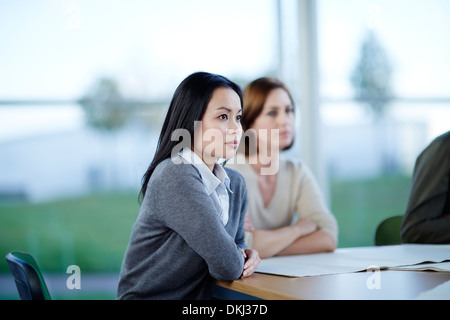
[139,72,243,202]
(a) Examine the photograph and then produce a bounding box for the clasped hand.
[240,248,260,278]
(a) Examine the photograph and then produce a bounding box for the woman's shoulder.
[280,157,318,183]
[151,157,202,185]
[422,131,450,161]
[280,156,305,173]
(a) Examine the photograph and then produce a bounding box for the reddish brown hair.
[242,77,294,131]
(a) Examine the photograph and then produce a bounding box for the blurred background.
[1,0,449,299]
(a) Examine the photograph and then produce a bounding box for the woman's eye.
[267,110,277,117]
[236,115,242,121]
[218,114,228,120]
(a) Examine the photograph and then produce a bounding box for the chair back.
[5,252,51,300]
[374,215,403,246]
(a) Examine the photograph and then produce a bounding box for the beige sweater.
[226,154,338,247]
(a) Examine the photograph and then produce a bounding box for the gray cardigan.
[117,157,248,299]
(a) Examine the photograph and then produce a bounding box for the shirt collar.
[179,148,232,195]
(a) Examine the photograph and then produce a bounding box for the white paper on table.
[256,244,450,277]
[389,261,450,272]
[415,280,450,300]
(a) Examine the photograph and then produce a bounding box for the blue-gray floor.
[0,272,119,300]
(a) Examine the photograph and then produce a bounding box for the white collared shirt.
[178,148,232,225]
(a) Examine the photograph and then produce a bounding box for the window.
[0,0,277,202]
[317,0,450,246]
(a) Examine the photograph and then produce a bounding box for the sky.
[0,0,449,142]
[0,0,277,141]
[317,0,450,142]
[318,0,450,98]
[0,0,276,100]
[1,0,449,100]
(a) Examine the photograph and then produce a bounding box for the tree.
[80,77,129,131]
[351,30,398,173]
[79,77,130,191]
[351,30,393,121]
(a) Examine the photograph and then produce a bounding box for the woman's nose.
[277,113,287,126]
[228,119,241,132]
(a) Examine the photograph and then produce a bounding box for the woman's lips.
[226,140,239,148]
[279,130,291,137]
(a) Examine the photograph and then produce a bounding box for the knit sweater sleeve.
[224,166,248,250]
[152,162,245,281]
[294,162,339,244]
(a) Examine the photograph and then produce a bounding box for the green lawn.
[330,174,411,247]
[0,174,412,274]
[0,192,139,273]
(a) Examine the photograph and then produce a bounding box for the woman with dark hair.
[117,72,260,300]
[227,77,338,258]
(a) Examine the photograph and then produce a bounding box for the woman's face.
[193,87,243,167]
[250,88,295,151]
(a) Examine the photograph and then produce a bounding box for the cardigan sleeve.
[294,162,339,244]
[152,163,245,281]
[226,167,248,250]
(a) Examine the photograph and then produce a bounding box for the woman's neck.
[192,147,217,172]
[247,151,280,176]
